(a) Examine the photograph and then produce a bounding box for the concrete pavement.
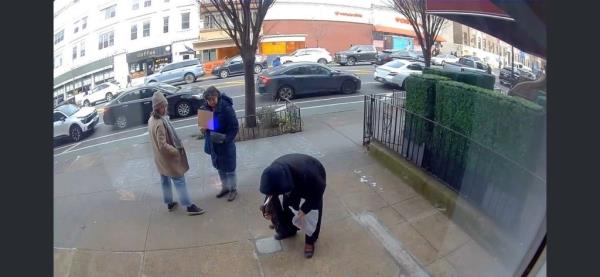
[54,100,510,277]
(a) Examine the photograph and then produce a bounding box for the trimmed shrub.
[404,74,450,145]
[423,67,495,90]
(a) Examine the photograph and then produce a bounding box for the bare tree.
[389,0,445,67]
[199,0,276,127]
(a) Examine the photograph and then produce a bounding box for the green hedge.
[423,67,495,90]
[404,74,450,145]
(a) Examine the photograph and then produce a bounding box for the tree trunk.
[242,51,257,127]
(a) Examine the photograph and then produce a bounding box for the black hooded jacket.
[260,153,326,214]
[202,93,239,172]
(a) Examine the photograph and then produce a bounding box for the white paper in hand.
[289,207,319,237]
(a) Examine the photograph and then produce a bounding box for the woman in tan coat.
[148,91,204,215]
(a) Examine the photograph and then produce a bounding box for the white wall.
[266,0,373,24]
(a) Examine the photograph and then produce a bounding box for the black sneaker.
[187,204,205,216]
[227,190,238,202]
[216,188,230,198]
[167,202,178,212]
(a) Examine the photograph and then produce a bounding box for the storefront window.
[202,49,217,62]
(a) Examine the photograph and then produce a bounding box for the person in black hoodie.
[259,153,326,258]
[201,86,239,201]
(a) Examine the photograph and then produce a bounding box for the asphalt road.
[54,64,398,156]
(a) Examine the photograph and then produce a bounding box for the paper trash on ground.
[289,207,319,237]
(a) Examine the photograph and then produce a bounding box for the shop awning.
[53,57,114,87]
[193,39,236,51]
[373,25,446,42]
[260,35,306,43]
[426,0,545,57]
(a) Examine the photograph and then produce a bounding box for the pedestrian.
[148,91,204,215]
[201,86,240,201]
[272,56,281,68]
[126,73,132,87]
[259,153,327,259]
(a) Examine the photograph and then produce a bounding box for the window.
[359,46,374,52]
[483,39,487,51]
[140,88,157,99]
[463,32,468,44]
[54,112,66,122]
[72,46,78,60]
[102,5,116,19]
[131,25,138,40]
[163,17,169,33]
[164,0,169,2]
[73,20,79,34]
[80,41,86,57]
[202,49,216,61]
[143,21,150,37]
[54,54,63,68]
[308,65,330,75]
[181,12,190,30]
[81,17,87,30]
[98,31,114,49]
[54,30,64,45]
[119,90,141,102]
[132,0,139,10]
[144,0,151,7]
[183,55,190,60]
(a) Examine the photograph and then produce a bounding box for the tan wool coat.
[148,116,189,177]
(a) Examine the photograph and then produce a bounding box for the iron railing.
[363,92,546,235]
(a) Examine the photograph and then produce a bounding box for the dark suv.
[335,45,377,66]
[211,55,268,78]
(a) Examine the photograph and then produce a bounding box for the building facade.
[53,0,201,101]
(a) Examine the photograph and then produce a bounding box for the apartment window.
[483,39,486,51]
[82,17,87,30]
[131,25,138,40]
[102,5,116,19]
[80,41,86,57]
[98,31,114,49]
[463,32,467,45]
[54,30,64,45]
[72,46,78,60]
[143,21,150,37]
[181,12,190,30]
[73,20,79,34]
[144,0,151,7]
[132,0,139,10]
[163,17,169,33]
[54,54,63,68]
[202,49,216,62]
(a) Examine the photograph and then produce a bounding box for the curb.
[366,141,521,268]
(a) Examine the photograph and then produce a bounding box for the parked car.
[431,53,460,65]
[389,50,425,63]
[144,59,205,85]
[256,62,361,100]
[53,104,100,142]
[499,67,536,88]
[280,48,333,65]
[334,45,378,66]
[443,57,491,74]
[102,83,205,129]
[374,49,404,65]
[373,59,425,89]
[211,54,268,79]
[77,82,122,107]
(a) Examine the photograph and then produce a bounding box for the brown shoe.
[304,243,315,259]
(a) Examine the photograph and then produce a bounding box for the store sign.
[334,11,362,18]
[127,45,172,63]
[424,0,512,20]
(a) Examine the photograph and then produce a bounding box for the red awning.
[373,25,446,42]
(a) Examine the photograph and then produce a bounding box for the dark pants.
[270,194,323,245]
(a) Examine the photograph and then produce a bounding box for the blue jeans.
[161,175,192,207]
[218,170,237,191]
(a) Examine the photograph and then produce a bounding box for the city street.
[53,64,397,156]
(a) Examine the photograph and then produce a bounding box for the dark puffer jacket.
[203,94,239,172]
[260,153,327,214]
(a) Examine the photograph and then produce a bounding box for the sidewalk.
[54,109,509,277]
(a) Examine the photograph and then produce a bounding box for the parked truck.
[443,57,492,74]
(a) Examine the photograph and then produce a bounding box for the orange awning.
[373,25,446,42]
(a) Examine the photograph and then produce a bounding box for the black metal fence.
[363,92,546,234]
[236,99,302,142]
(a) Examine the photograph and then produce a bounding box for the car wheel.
[317,58,327,65]
[184,73,195,84]
[115,115,128,129]
[70,125,83,142]
[105,92,113,102]
[219,70,229,79]
[83,100,90,107]
[341,80,357,94]
[277,85,295,100]
[347,57,357,66]
[254,65,263,74]
[176,101,192,117]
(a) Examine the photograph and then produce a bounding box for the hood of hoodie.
[260,162,294,195]
[214,93,233,113]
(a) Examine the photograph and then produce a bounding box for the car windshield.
[156,83,180,93]
[56,104,80,117]
[349,45,360,51]
[384,60,406,68]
